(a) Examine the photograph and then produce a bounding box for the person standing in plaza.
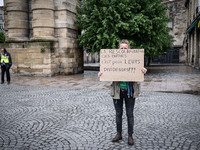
[0,48,12,84]
[98,39,147,145]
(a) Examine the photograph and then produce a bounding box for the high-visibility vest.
[1,54,9,63]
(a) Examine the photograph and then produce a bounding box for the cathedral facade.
[1,0,83,76]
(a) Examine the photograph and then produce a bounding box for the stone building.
[0,0,83,76]
[185,0,200,69]
[162,0,187,63]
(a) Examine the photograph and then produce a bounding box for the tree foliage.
[0,31,5,43]
[76,0,173,57]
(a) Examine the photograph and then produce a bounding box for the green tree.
[0,31,5,43]
[76,0,173,58]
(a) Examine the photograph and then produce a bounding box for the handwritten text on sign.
[100,49,144,81]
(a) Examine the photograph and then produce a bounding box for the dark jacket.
[0,52,12,68]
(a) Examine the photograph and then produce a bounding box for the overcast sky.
[0,0,3,6]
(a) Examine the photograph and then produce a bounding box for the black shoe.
[112,132,122,142]
[1,81,4,84]
[7,81,10,85]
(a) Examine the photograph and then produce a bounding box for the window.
[0,24,4,30]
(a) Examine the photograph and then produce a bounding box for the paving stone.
[0,65,200,149]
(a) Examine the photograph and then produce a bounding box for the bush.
[0,31,5,43]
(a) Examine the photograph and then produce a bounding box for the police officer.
[0,48,12,84]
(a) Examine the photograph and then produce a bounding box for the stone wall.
[0,42,58,76]
[3,0,83,76]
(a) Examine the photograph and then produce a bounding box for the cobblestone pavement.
[0,85,200,150]
[0,65,200,150]
[142,65,200,94]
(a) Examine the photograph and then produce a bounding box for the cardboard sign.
[100,49,144,81]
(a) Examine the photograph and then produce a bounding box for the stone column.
[54,0,83,74]
[5,0,29,41]
[196,30,199,68]
[32,0,55,40]
[188,34,191,64]
[192,32,195,65]
[199,33,200,68]
[194,27,197,67]
[29,1,33,39]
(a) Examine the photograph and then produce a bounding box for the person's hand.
[98,72,103,78]
[141,68,147,74]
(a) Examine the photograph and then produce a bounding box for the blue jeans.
[113,90,135,134]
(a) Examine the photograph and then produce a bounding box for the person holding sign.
[98,39,147,145]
